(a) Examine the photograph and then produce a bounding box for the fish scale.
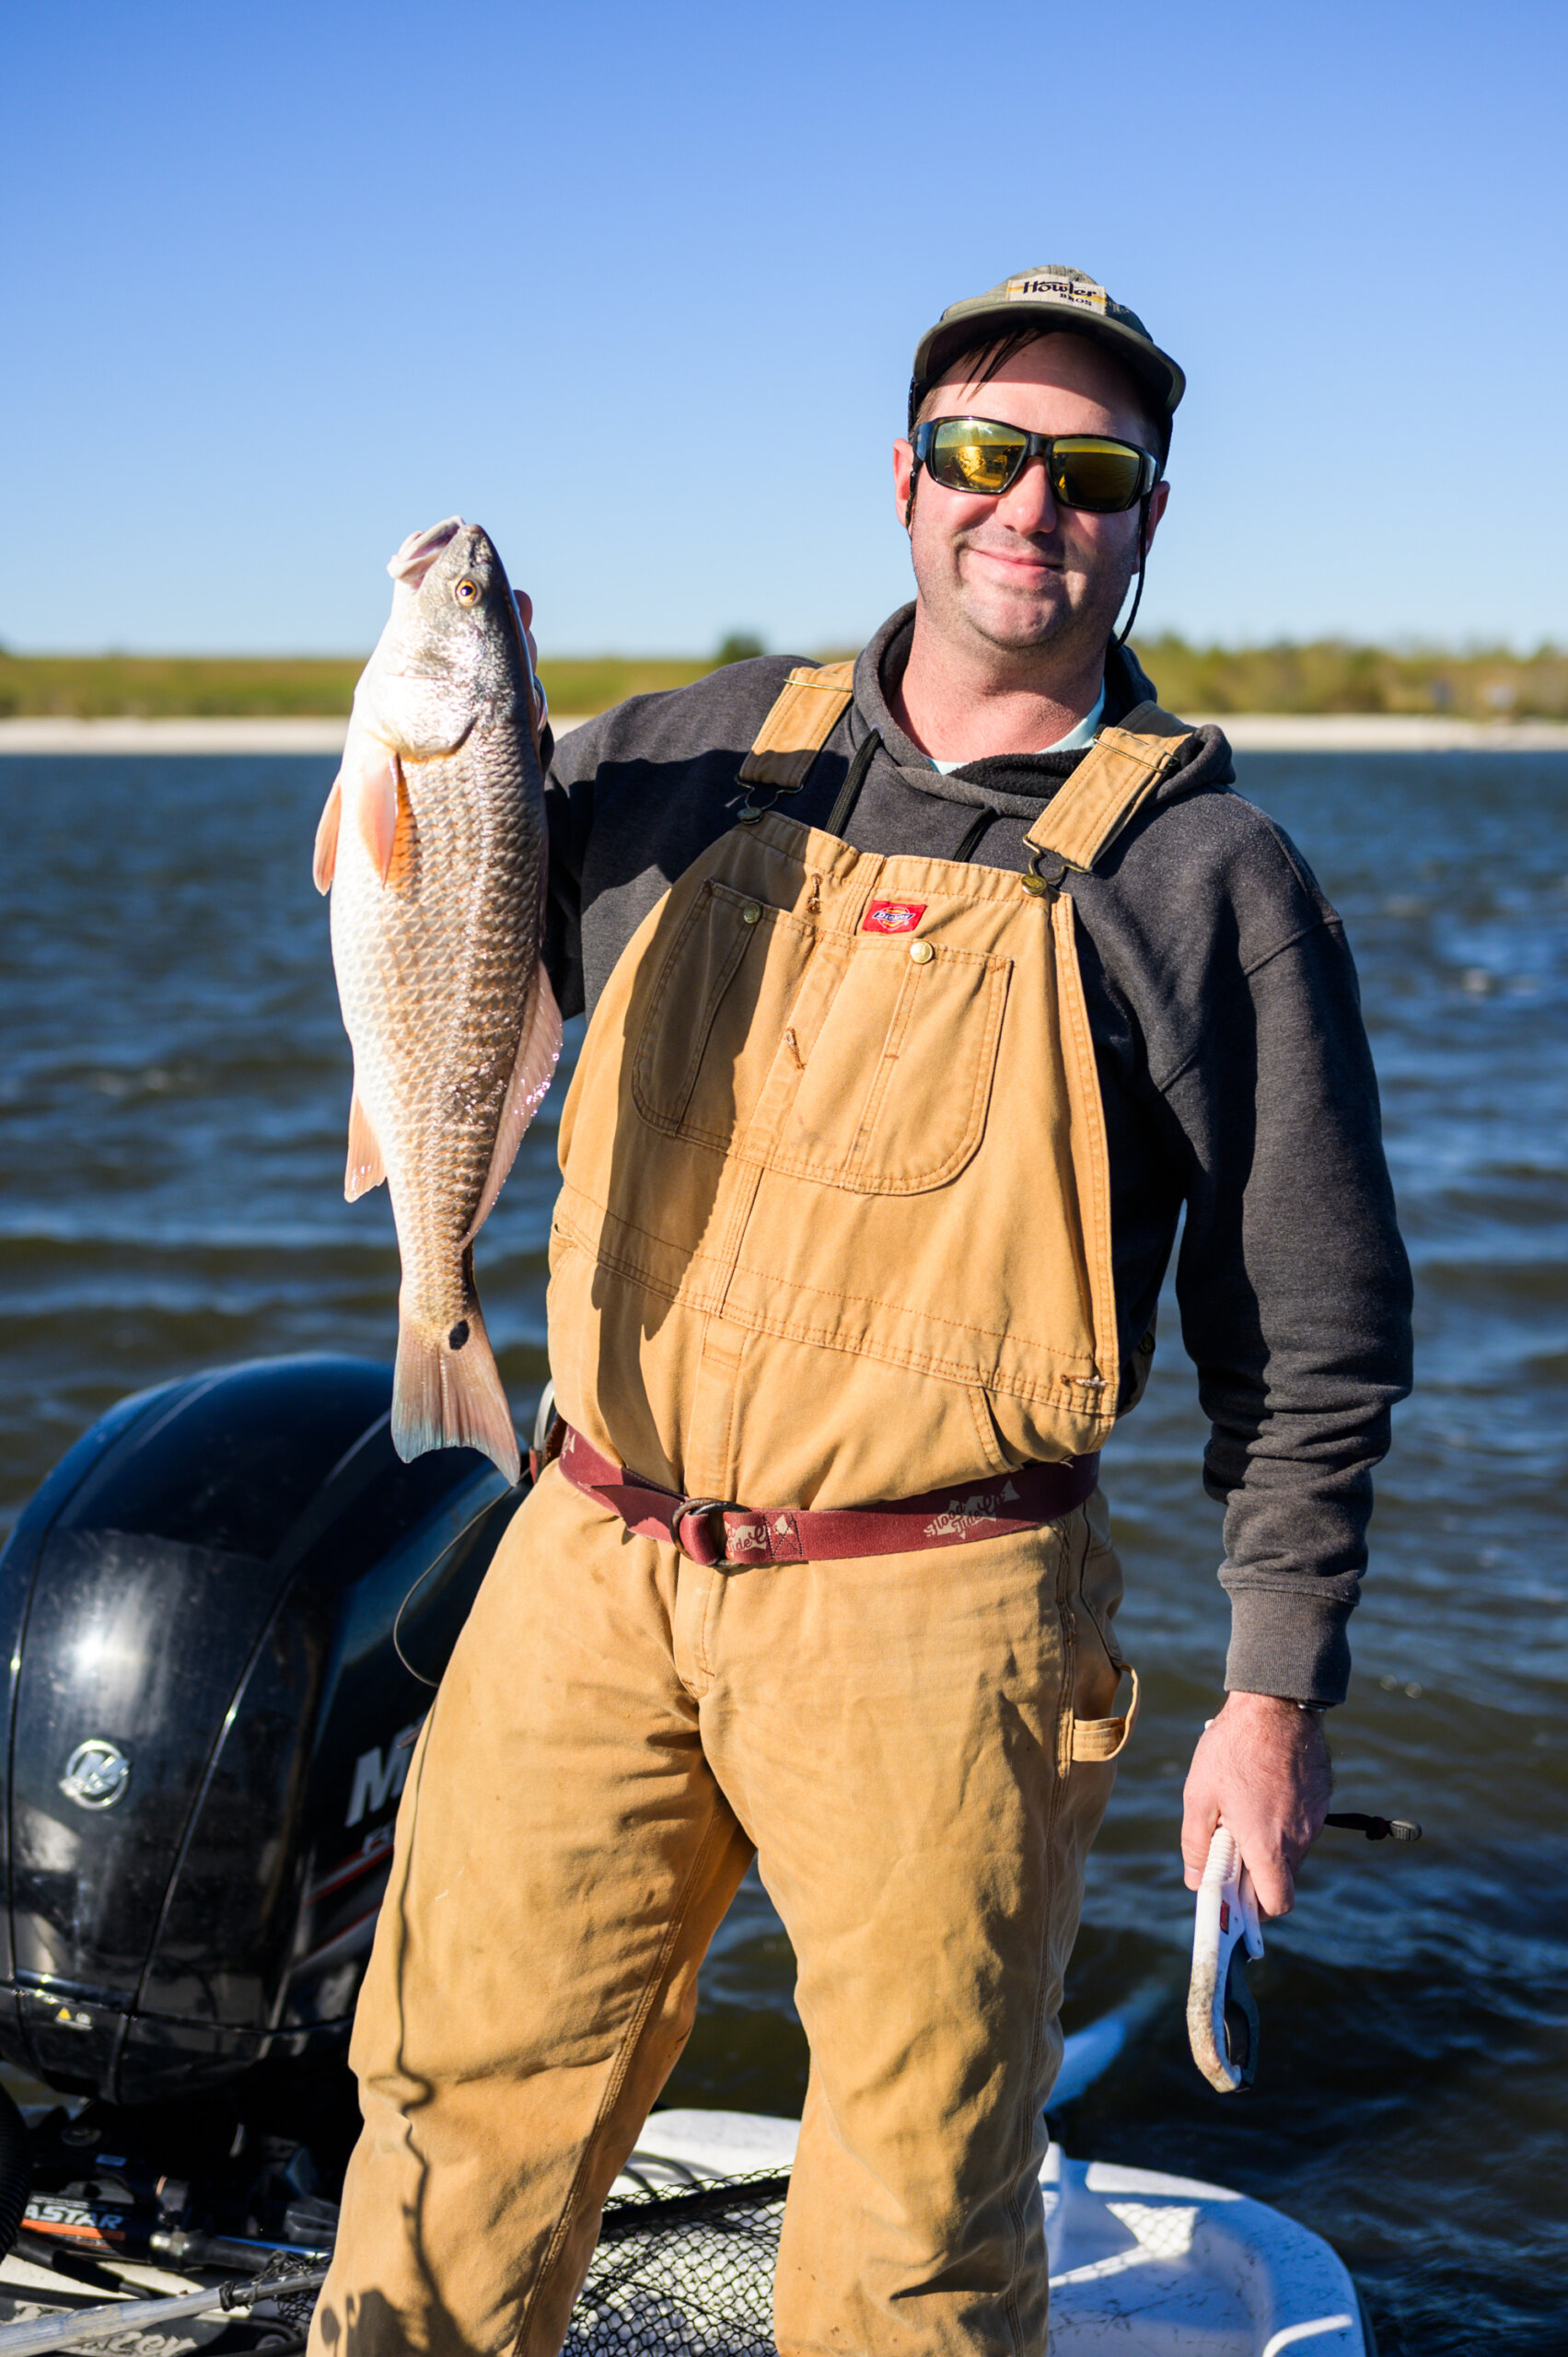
[336,752,528,1301]
[314,518,562,1482]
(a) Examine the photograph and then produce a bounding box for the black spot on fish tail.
[448,1320,470,1351]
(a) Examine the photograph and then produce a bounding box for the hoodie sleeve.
[1079,785,1413,1705]
[1171,917,1411,1703]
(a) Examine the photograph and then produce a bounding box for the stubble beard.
[947,528,1136,667]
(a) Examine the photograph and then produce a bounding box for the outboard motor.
[0,1356,523,2108]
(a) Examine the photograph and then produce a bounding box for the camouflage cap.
[910,264,1184,435]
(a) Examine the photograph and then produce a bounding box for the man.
[312,266,1411,2357]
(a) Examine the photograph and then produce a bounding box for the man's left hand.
[514,588,539,674]
[1180,1691,1332,1917]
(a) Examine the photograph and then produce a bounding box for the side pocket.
[1070,1666,1139,1763]
[1077,1488,1128,1672]
[966,1387,1011,1476]
[1068,1492,1136,1762]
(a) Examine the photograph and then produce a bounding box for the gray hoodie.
[542,607,1413,1705]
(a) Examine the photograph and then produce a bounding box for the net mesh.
[232,2247,332,2338]
[274,2168,789,2357]
[562,2172,790,2357]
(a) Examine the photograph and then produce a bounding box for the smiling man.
[894,325,1168,759]
[313,267,1411,2357]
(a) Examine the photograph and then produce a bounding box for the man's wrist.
[1221,1689,1333,1719]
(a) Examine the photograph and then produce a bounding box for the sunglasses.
[912,415,1159,511]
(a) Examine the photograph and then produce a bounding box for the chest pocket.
[632,878,1011,1195]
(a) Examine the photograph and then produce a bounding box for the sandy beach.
[4,713,1567,754]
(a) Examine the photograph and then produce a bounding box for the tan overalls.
[311,676,1195,2357]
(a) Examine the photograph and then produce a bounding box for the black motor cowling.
[0,1355,523,2107]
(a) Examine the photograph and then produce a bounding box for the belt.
[552,1423,1098,1568]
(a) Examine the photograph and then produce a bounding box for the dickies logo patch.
[862,900,927,935]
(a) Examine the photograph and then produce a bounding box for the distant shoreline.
[4,713,1566,754]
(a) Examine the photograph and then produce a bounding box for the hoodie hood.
[851,603,1235,824]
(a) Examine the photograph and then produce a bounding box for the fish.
[312,517,561,1484]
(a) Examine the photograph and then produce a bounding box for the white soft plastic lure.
[1187,1824,1266,2092]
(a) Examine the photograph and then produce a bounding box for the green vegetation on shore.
[2,639,1564,723]
[0,649,722,722]
[0,651,366,721]
[1132,636,1568,721]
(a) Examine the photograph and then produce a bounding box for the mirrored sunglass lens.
[1051,439,1145,510]
[930,420,1026,494]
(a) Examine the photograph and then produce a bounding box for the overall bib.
[312,679,1193,2357]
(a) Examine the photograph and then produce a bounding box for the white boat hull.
[632,2110,1367,2357]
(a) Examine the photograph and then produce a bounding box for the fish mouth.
[387,517,469,589]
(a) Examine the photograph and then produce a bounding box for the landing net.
[563,2171,790,2357]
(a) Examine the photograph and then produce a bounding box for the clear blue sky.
[6,0,1563,657]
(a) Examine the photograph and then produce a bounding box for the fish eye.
[454,577,481,605]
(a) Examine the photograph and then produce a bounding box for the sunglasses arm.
[1115,493,1152,651]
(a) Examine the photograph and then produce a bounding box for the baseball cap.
[910,264,1185,436]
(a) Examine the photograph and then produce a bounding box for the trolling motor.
[1187,1811,1422,2093]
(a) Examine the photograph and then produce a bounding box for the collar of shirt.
[930,683,1106,774]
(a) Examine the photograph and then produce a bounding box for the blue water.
[1,749,1564,2354]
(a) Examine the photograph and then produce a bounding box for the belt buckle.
[670,1497,729,1568]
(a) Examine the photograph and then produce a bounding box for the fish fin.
[460,962,563,1248]
[312,774,343,894]
[392,1284,519,1485]
[351,739,404,885]
[343,1086,386,1201]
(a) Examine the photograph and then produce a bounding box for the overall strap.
[1024,701,1195,873]
[738,660,855,805]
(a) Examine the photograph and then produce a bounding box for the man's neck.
[891,603,1107,762]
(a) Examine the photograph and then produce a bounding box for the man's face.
[893,333,1170,665]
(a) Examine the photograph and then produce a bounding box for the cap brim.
[913,300,1184,421]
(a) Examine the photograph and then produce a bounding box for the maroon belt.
[552,1423,1098,1569]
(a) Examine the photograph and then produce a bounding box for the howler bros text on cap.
[911,264,1185,433]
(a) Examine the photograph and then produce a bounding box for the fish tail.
[391,1278,520,1485]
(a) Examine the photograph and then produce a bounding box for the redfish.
[312,518,560,1482]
